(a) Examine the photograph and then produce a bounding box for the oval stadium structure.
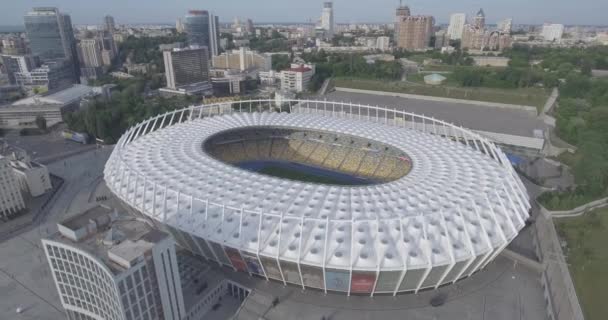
[104,100,531,295]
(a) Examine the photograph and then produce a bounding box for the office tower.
[104,15,116,33]
[24,7,78,62]
[0,54,41,84]
[163,47,210,90]
[0,156,26,219]
[208,14,220,56]
[395,6,434,50]
[183,10,220,56]
[473,8,485,29]
[541,23,565,42]
[498,18,513,34]
[77,39,103,81]
[447,13,466,40]
[321,2,335,38]
[42,205,212,320]
[245,19,255,34]
[100,31,118,66]
[78,39,103,68]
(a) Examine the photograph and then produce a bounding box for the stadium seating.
[203,128,412,182]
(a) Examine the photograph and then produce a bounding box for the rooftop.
[12,84,95,107]
[49,205,169,275]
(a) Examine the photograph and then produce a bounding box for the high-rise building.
[394,6,434,50]
[24,7,78,63]
[498,18,513,34]
[0,156,25,219]
[78,39,103,68]
[163,47,211,91]
[434,30,448,49]
[104,15,116,33]
[320,2,334,39]
[208,14,220,56]
[461,27,512,51]
[42,205,212,320]
[245,19,254,34]
[0,54,41,85]
[541,23,564,42]
[395,3,411,17]
[447,13,466,40]
[183,10,220,57]
[99,31,118,65]
[473,8,485,29]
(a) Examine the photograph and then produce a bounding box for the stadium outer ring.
[103,99,531,296]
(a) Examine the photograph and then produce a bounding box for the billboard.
[259,255,283,280]
[240,251,265,276]
[374,270,403,293]
[208,241,231,266]
[325,269,350,292]
[350,271,376,293]
[300,264,324,289]
[279,260,301,285]
[224,247,248,272]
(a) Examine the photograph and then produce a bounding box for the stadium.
[104,99,530,296]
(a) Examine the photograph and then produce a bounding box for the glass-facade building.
[183,10,219,56]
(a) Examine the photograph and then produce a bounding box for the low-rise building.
[472,56,511,67]
[7,150,52,197]
[280,63,315,93]
[1,84,96,129]
[0,156,25,219]
[211,48,271,71]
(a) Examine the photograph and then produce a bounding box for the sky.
[0,0,606,26]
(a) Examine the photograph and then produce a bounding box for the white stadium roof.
[105,100,530,292]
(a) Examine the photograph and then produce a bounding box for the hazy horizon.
[0,0,607,27]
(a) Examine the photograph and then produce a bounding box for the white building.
[447,13,466,40]
[0,156,25,219]
[376,36,390,51]
[8,151,52,197]
[498,18,513,34]
[320,2,334,39]
[42,205,210,320]
[541,23,564,42]
[280,63,315,93]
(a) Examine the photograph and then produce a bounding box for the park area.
[333,77,550,111]
[556,208,608,320]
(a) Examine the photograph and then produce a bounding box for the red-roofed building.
[280,63,315,93]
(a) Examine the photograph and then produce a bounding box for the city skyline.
[1,0,607,26]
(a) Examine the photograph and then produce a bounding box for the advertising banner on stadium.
[224,247,248,272]
[300,264,325,289]
[280,260,302,285]
[259,255,283,280]
[325,269,350,292]
[350,272,376,293]
[208,241,232,266]
[374,270,403,293]
[240,251,264,275]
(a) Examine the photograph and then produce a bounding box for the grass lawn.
[334,77,549,112]
[556,208,608,320]
[258,165,346,184]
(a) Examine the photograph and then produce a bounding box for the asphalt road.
[323,91,546,138]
